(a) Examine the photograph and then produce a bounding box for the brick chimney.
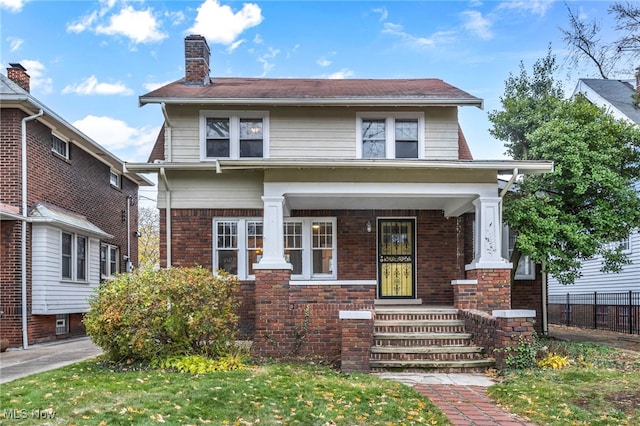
[7,63,30,93]
[185,35,210,86]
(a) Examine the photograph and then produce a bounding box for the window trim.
[200,110,270,160]
[502,225,536,280]
[100,243,120,279]
[356,112,425,159]
[109,170,121,188]
[212,217,337,281]
[61,231,90,282]
[51,132,69,159]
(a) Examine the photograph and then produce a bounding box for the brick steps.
[371,306,494,373]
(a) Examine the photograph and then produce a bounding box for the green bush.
[84,267,239,362]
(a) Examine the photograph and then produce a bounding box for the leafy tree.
[490,52,640,284]
[138,206,159,270]
[561,1,640,79]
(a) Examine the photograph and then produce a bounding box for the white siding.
[164,105,461,162]
[31,225,101,315]
[158,169,264,209]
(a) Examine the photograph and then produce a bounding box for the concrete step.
[371,345,484,354]
[374,332,472,340]
[375,319,465,327]
[369,359,495,370]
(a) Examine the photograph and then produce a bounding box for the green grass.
[0,360,449,425]
[489,340,640,426]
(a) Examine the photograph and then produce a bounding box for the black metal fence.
[548,291,640,335]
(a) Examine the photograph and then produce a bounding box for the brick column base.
[252,268,293,357]
[465,268,511,311]
[339,311,374,373]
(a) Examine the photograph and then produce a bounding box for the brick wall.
[1,107,139,347]
[466,268,511,311]
[511,264,544,333]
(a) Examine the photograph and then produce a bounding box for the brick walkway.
[414,384,537,426]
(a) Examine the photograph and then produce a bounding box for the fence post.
[593,292,597,330]
[630,290,633,335]
[566,293,571,326]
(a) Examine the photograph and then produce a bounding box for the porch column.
[255,195,291,270]
[466,197,511,270]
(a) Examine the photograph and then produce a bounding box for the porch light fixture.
[366,221,372,233]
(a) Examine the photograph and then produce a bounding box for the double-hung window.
[52,133,69,159]
[502,226,535,280]
[357,113,424,159]
[201,111,269,160]
[61,231,88,281]
[100,244,119,278]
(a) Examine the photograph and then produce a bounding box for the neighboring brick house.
[126,35,553,370]
[0,64,151,349]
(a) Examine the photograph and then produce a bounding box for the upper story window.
[200,111,269,160]
[109,171,121,188]
[100,244,119,279]
[356,113,424,159]
[52,134,69,159]
[61,231,88,282]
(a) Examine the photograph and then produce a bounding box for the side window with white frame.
[502,225,535,280]
[357,113,424,159]
[109,171,121,188]
[100,244,119,278]
[61,231,90,282]
[51,133,69,159]
[201,111,269,160]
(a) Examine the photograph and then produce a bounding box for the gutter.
[21,108,43,349]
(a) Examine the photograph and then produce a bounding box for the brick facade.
[0,107,139,348]
[511,264,544,333]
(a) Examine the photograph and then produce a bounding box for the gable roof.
[0,73,152,187]
[140,77,484,108]
[574,78,640,125]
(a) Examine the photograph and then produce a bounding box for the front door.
[378,219,416,299]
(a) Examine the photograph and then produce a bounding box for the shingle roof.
[0,73,26,95]
[140,77,483,107]
[577,78,640,125]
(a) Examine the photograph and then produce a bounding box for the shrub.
[537,352,570,369]
[84,267,239,362]
[497,335,540,370]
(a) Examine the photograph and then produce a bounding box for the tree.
[561,1,640,79]
[489,52,640,285]
[138,206,160,270]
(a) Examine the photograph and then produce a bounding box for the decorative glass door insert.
[378,219,416,298]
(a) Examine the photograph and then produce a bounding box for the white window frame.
[51,132,69,159]
[100,243,119,279]
[212,217,337,280]
[356,112,425,159]
[200,110,270,160]
[56,314,69,335]
[502,225,535,280]
[61,231,89,282]
[109,171,121,188]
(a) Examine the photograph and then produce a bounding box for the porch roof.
[124,158,553,175]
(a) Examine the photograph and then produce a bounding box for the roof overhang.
[1,94,153,187]
[124,158,553,175]
[139,97,484,109]
[28,203,113,239]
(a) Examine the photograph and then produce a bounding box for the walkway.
[375,373,536,426]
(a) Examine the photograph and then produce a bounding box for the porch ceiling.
[285,193,475,216]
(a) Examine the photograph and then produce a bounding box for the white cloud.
[382,22,455,48]
[254,34,264,44]
[188,0,263,45]
[165,10,185,26]
[20,59,53,94]
[461,10,494,40]
[96,5,166,43]
[227,39,245,53]
[143,80,174,92]
[62,76,133,96]
[373,7,388,21]
[0,0,26,12]
[257,47,280,77]
[8,36,23,52]
[72,115,159,162]
[67,10,100,33]
[316,57,332,67]
[327,68,354,79]
[497,0,554,17]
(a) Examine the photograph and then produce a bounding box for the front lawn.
[0,360,449,425]
[489,339,640,425]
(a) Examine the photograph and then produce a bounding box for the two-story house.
[126,35,553,371]
[547,78,640,333]
[0,64,151,349]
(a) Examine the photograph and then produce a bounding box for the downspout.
[126,195,132,272]
[542,261,548,335]
[21,109,44,349]
[160,167,171,267]
[161,103,172,162]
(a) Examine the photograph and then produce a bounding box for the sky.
[0,0,634,205]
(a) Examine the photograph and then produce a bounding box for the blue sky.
[0,0,633,203]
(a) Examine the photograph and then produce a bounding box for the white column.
[466,196,512,270]
[254,195,292,270]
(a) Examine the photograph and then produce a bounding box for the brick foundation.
[340,311,375,373]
